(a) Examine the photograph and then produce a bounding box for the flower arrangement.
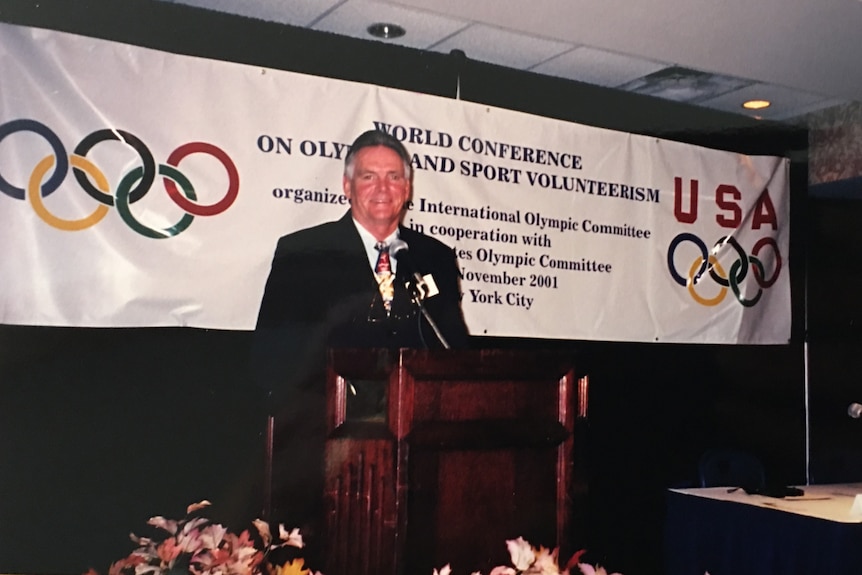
[432,536,620,575]
[87,501,321,575]
[90,502,621,575]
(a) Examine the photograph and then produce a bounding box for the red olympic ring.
[164,142,239,216]
[751,237,782,288]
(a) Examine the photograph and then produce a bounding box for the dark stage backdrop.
[0,2,826,575]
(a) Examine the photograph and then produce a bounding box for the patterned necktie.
[374,242,394,312]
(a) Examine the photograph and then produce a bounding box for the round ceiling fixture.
[367,22,406,39]
[742,99,771,110]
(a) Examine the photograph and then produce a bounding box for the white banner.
[0,23,790,344]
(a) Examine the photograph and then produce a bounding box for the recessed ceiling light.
[742,99,771,110]
[367,22,406,40]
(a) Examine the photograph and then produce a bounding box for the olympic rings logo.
[0,119,239,238]
[666,233,782,307]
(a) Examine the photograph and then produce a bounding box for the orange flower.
[269,558,310,575]
[156,539,182,564]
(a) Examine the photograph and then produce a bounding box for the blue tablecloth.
[664,486,862,575]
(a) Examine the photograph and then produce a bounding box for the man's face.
[343,145,411,236]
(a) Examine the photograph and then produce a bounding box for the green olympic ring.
[728,256,765,307]
[115,164,196,239]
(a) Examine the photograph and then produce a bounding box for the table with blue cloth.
[665,483,862,575]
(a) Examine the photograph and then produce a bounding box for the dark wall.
[0,2,813,575]
[805,199,862,483]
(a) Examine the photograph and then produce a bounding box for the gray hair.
[343,129,412,180]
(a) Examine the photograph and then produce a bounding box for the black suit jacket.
[255,210,469,395]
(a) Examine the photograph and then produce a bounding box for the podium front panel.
[323,349,581,575]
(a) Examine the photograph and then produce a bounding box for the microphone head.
[389,238,409,258]
[848,403,862,419]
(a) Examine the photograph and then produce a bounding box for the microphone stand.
[391,239,450,349]
[408,279,450,350]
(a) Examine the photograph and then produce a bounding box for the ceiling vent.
[617,66,753,104]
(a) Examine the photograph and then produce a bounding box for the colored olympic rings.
[165,142,239,216]
[29,154,110,231]
[687,256,727,306]
[0,119,68,200]
[667,232,781,307]
[73,128,156,206]
[752,237,781,288]
[0,118,239,238]
[116,164,196,239]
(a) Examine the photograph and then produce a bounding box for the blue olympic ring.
[667,232,709,287]
[0,119,68,200]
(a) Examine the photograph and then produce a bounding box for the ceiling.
[155,0,861,124]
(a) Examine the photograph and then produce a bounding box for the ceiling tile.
[311,0,469,50]
[532,46,671,88]
[154,0,860,122]
[160,0,343,27]
[431,24,573,70]
[699,82,846,122]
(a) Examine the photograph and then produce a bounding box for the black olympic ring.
[708,236,748,287]
[73,129,156,206]
[0,119,68,200]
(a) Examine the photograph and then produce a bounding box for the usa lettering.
[673,177,778,230]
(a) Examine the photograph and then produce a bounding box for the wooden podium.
[323,349,586,575]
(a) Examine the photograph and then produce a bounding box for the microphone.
[389,239,429,299]
[388,238,450,349]
[848,403,862,419]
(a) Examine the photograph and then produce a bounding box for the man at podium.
[253,129,469,556]
[256,128,469,351]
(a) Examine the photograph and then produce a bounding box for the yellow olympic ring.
[28,154,110,231]
[687,256,727,306]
